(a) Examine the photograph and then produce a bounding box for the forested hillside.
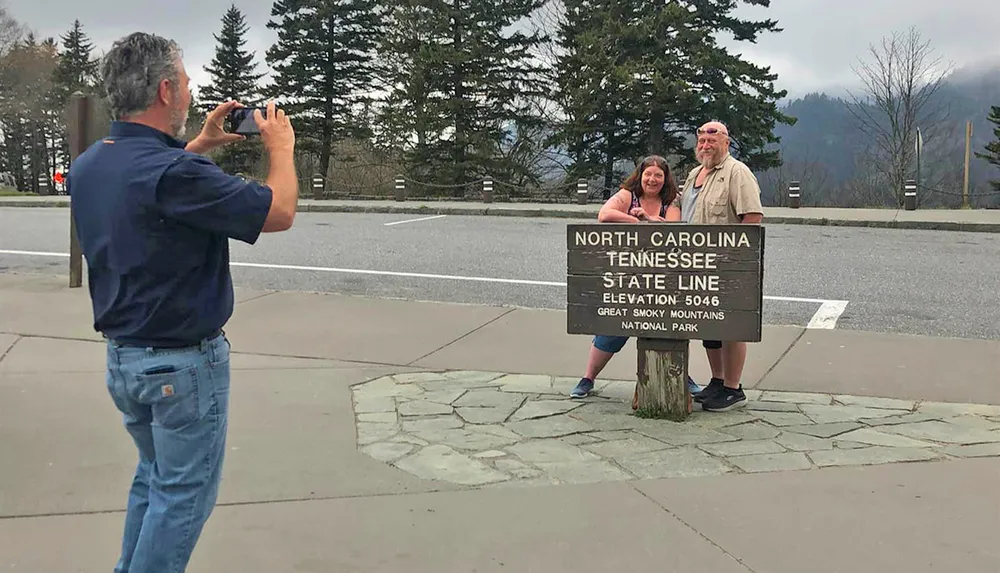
[758,63,1000,208]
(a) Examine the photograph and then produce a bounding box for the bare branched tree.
[0,3,26,103]
[843,146,893,208]
[758,144,832,207]
[844,27,953,207]
[0,4,24,55]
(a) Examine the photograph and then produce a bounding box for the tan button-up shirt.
[674,154,764,224]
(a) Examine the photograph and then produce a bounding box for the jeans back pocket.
[134,364,202,430]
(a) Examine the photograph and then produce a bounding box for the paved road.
[1,207,998,339]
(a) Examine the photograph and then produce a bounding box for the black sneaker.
[702,386,747,412]
[693,377,724,403]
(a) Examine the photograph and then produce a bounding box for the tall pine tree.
[201,5,263,110]
[372,4,440,162]
[52,20,98,103]
[266,0,382,180]
[975,105,1000,192]
[201,5,264,174]
[1,33,59,193]
[553,0,794,180]
[552,0,647,194]
[51,20,99,175]
[376,0,549,190]
[653,0,794,172]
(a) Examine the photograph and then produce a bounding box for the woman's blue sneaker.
[570,378,594,398]
[571,377,697,398]
[688,376,702,394]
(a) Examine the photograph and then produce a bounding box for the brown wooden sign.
[566,223,765,342]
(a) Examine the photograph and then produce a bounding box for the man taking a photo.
[68,31,298,573]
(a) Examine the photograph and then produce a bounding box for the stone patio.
[351,371,1000,487]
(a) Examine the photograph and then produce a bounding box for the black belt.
[108,328,222,349]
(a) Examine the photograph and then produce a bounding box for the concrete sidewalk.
[3,194,999,232]
[2,272,999,572]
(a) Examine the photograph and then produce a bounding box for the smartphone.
[227,107,266,136]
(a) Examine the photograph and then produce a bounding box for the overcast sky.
[5,0,1000,101]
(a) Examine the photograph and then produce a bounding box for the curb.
[301,202,594,219]
[2,199,997,233]
[0,200,71,208]
[762,216,1000,233]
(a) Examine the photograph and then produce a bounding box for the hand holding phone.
[226,106,267,136]
[253,100,295,156]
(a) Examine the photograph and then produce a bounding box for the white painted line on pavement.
[0,249,560,286]
[383,215,447,226]
[0,249,849,328]
[766,295,832,304]
[0,249,68,257]
[231,261,567,286]
[768,294,850,330]
[806,300,850,330]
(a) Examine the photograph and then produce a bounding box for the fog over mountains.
[756,61,1000,208]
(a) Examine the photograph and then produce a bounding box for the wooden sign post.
[566,223,765,421]
[66,91,109,288]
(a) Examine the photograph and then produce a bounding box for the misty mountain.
[757,64,1000,208]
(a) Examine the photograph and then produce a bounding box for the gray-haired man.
[677,121,764,412]
[68,32,298,572]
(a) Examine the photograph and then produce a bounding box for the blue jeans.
[105,333,231,573]
[593,335,630,353]
[593,335,723,353]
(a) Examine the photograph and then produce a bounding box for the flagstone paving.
[351,371,1000,487]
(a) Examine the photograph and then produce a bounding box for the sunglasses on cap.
[697,127,728,136]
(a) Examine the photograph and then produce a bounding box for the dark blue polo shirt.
[67,121,273,347]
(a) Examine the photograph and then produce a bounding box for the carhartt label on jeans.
[161,384,174,397]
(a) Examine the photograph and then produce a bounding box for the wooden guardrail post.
[482,177,493,203]
[576,178,588,205]
[903,179,917,210]
[311,173,324,200]
[37,174,49,195]
[394,174,405,201]
[788,180,801,208]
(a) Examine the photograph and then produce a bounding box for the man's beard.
[698,149,721,168]
[170,105,188,139]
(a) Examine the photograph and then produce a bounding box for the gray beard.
[170,106,188,139]
[699,152,722,169]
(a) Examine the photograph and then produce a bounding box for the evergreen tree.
[51,20,99,175]
[975,105,1000,191]
[376,0,549,190]
[185,91,208,141]
[1,33,59,193]
[201,5,263,110]
[658,0,794,172]
[201,5,264,174]
[553,0,794,181]
[370,4,442,164]
[266,0,382,181]
[552,0,646,193]
[52,20,98,103]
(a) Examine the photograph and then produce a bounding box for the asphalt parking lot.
[2,208,998,339]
